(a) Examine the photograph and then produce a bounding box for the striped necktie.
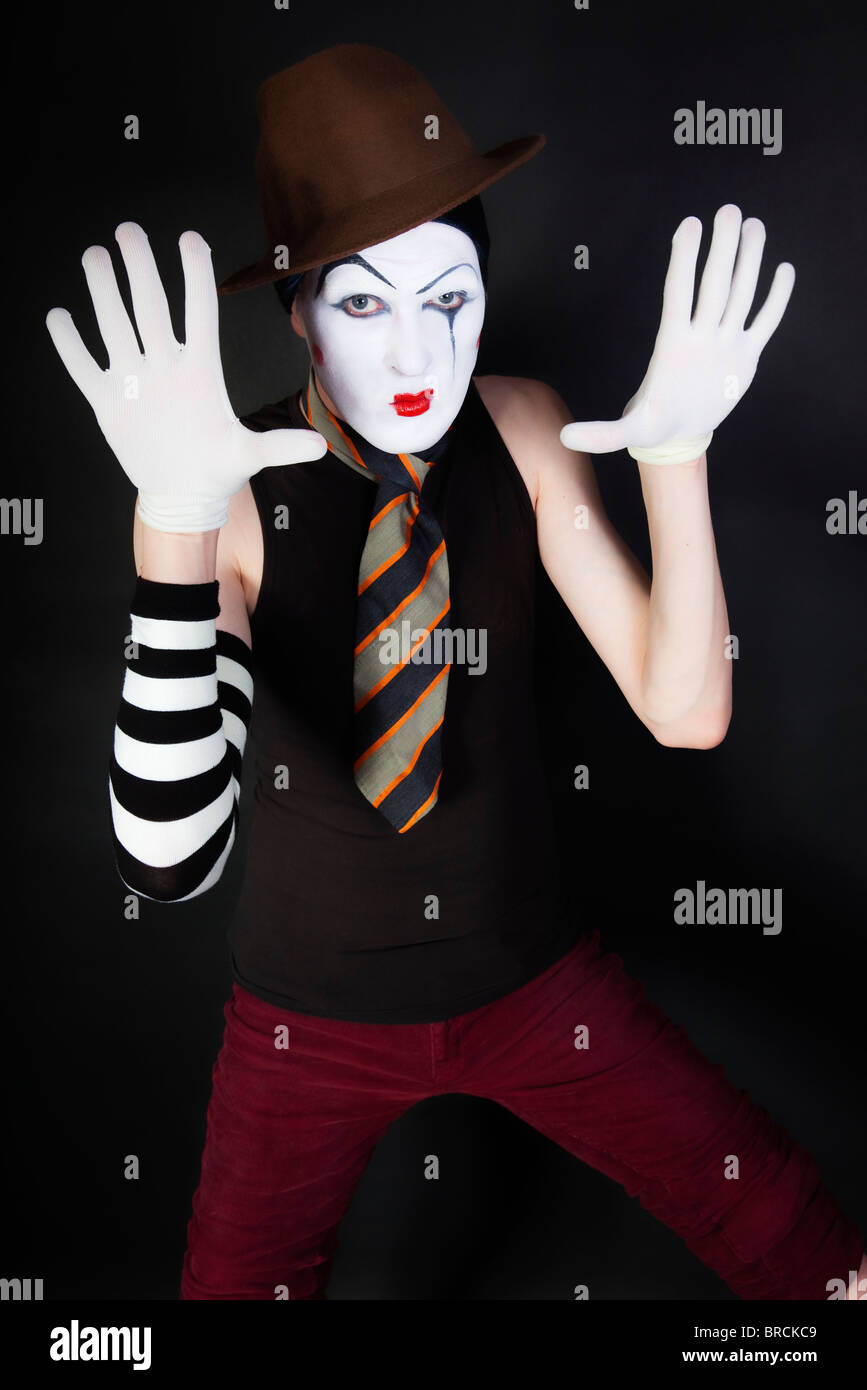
[298,367,453,833]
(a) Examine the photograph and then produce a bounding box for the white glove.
[46,222,327,531]
[560,204,796,464]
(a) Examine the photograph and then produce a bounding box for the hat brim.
[217,133,545,295]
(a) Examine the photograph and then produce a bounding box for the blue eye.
[338,294,386,317]
[425,290,470,312]
[335,289,473,318]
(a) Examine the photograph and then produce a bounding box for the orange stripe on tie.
[355,539,447,657]
[354,599,450,712]
[331,412,369,469]
[398,452,421,492]
[370,492,409,529]
[372,715,444,807]
[354,660,450,769]
[398,770,443,832]
[357,499,420,596]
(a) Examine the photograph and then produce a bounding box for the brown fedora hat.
[217,43,545,295]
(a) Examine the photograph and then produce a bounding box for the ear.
[290,295,306,340]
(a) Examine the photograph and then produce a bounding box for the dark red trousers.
[180,930,862,1300]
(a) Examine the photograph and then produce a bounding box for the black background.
[2,0,864,1300]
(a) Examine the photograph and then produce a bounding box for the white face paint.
[295,221,485,453]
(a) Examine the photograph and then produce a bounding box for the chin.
[370,392,469,453]
[375,425,438,454]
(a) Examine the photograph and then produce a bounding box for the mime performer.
[46,44,865,1301]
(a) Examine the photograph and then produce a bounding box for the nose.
[383,307,433,381]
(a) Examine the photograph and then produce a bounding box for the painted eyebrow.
[316,255,394,296]
[316,258,479,298]
[415,263,478,294]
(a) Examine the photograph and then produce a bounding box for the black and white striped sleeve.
[108,577,254,902]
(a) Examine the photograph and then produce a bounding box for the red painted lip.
[391,390,433,417]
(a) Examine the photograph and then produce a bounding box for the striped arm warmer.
[108,577,254,902]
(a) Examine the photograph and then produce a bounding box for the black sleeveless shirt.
[228,378,579,1023]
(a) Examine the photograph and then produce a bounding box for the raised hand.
[46,222,327,530]
[559,204,796,460]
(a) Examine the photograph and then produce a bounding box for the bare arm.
[536,207,795,747]
[494,376,731,748]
